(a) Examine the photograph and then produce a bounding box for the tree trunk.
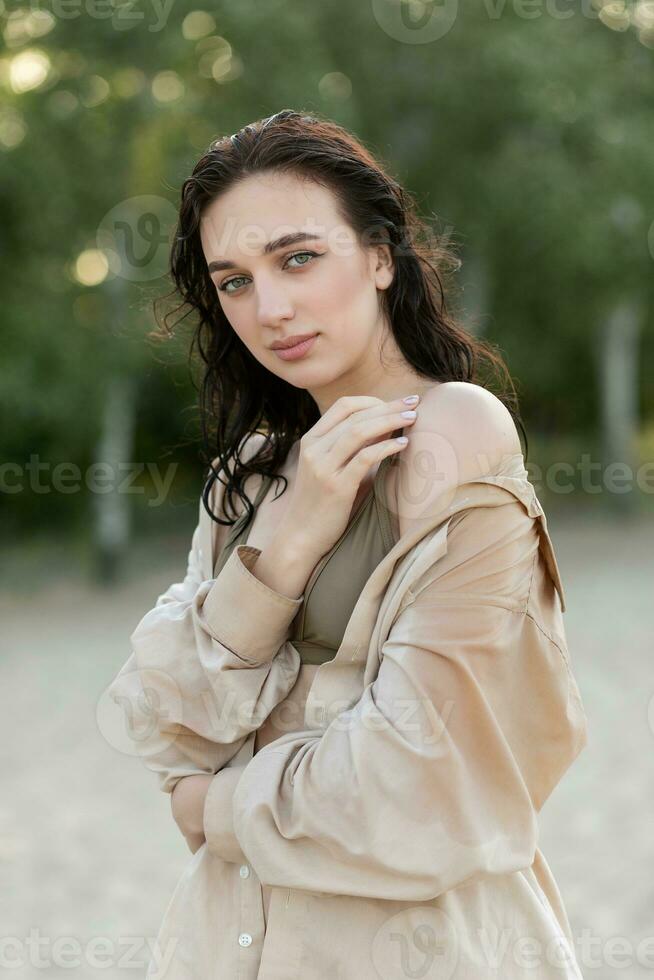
[460,250,490,336]
[598,298,642,516]
[93,375,136,583]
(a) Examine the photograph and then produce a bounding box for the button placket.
[235,862,265,958]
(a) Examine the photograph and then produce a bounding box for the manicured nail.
[403,394,420,404]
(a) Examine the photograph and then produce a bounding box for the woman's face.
[199,170,396,412]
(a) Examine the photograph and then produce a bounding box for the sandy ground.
[1,509,652,979]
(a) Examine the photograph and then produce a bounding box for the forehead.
[199,171,345,258]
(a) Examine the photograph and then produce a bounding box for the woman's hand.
[274,394,420,563]
[172,767,252,861]
[184,832,206,855]
[170,773,213,849]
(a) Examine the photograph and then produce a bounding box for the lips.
[270,332,318,350]
[271,334,318,361]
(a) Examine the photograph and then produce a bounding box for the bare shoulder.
[419,382,521,463]
[395,382,523,536]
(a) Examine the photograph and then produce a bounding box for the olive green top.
[213,451,401,665]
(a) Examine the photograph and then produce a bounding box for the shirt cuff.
[203,765,248,864]
[202,544,303,664]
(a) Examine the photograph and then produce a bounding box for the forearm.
[108,436,310,795]
[251,531,320,600]
[109,540,306,796]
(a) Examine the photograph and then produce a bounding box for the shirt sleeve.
[107,514,303,795]
[203,764,249,864]
[230,497,588,902]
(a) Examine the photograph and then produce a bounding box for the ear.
[368,242,394,290]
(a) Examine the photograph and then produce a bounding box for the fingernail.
[403,394,420,404]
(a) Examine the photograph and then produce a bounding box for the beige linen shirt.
[108,448,588,980]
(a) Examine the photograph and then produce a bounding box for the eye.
[217,250,320,294]
[285,250,316,268]
[217,275,248,295]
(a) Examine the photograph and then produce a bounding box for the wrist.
[252,532,317,600]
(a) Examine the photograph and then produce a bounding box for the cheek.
[333,285,379,336]
[320,260,377,324]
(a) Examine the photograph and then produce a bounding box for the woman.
[108,109,588,979]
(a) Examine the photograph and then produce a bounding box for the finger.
[304,395,381,442]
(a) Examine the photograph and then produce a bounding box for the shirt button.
[238,933,252,947]
[239,864,250,878]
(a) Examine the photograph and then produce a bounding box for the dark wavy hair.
[156,108,527,534]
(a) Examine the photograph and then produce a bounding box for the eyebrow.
[207,232,324,273]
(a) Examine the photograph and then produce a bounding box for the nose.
[254,278,295,328]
